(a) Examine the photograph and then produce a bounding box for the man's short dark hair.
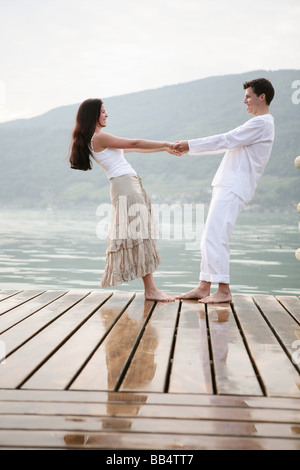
[243,78,275,105]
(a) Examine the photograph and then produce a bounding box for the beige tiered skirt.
[100,174,161,287]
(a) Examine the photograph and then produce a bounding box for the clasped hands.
[167,141,189,156]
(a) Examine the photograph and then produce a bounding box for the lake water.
[0,207,299,296]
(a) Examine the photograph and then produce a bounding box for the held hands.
[166,141,189,156]
[173,141,189,154]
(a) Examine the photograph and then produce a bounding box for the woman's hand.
[166,147,183,156]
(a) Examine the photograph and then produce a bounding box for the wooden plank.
[0,290,45,315]
[0,290,67,333]
[0,290,107,389]
[207,303,263,395]
[0,413,299,440]
[119,300,179,393]
[0,291,91,357]
[22,292,132,390]
[70,293,153,391]
[0,290,22,302]
[168,300,213,394]
[1,389,300,410]
[276,295,300,323]
[1,398,299,424]
[0,430,299,450]
[253,294,300,372]
[232,294,300,397]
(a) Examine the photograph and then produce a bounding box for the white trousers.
[200,186,246,284]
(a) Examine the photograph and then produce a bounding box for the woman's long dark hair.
[69,98,103,171]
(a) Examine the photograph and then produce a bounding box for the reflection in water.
[208,305,230,366]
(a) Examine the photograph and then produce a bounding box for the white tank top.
[89,134,137,179]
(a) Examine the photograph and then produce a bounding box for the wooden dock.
[0,287,299,450]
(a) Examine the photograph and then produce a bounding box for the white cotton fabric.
[89,138,137,179]
[188,114,275,203]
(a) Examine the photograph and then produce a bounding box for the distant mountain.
[0,69,299,210]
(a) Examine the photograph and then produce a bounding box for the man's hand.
[174,141,189,153]
[166,147,183,156]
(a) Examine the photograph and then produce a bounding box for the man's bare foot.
[199,291,232,304]
[145,289,175,302]
[175,284,210,300]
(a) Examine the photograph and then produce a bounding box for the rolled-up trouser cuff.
[200,272,230,284]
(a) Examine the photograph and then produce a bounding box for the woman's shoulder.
[93,131,113,143]
[92,132,115,152]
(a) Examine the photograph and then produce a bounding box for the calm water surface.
[0,208,299,296]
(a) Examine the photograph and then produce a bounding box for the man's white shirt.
[188,114,275,203]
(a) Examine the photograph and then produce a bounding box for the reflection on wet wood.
[232,294,300,397]
[70,293,153,391]
[0,389,299,450]
[207,303,263,396]
[120,300,179,392]
[0,288,299,449]
[253,295,300,373]
[168,301,213,393]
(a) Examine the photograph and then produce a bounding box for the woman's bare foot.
[142,273,175,302]
[175,282,210,300]
[145,289,175,302]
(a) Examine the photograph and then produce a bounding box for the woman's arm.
[124,147,176,154]
[93,132,175,152]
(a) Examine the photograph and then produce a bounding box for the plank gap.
[0,291,68,335]
[2,291,90,362]
[275,297,300,326]
[163,299,182,393]
[205,303,218,395]
[252,297,300,374]
[15,292,113,389]
[230,300,267,397]
[0,291,46,316]
[65,293,136,390]
[113,300,157,392]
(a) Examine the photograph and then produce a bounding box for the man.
[174,78,275,303]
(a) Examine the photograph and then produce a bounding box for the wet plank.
[22,292,131,390]
[207,303,263,395]
[70,293,153,391]
[0,290,67,333]
[0,290,22,302]
[1,389,299,411]
[0,291,90,357]
[276,295,300,323]
[232,294,300,397]
[168,301,213,394]
[0,413,299,440]
[0,288,299,450]
[119,300,179,393]
[0,290,45,315]
[0,430,299,450]
[0,290,100,388]
[1,394,299,424]
[253,294,300,372]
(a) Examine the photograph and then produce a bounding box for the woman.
[69,98,178,301]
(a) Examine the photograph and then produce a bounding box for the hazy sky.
[1,0,300,122]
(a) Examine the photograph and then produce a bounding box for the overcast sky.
[1,0,300,122]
